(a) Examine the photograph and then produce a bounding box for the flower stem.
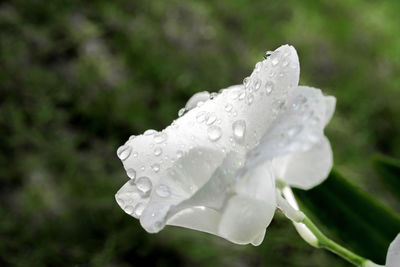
[277,185,383,267]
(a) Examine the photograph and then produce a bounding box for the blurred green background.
[1,0,400,266]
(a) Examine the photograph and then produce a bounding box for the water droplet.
[206,113,217,125]
[126,168,137,179]
[154,132,168,144]
[185,91,210,111]
[230,90,239,100]
[152,164,160,173]
[247,94,254,105]
[129,135,136,140]
[207,125,222,142]
[133,152,138,157]
[263,50,273,59]
[232,120,246,142]
[156,184,171,198]
[225,104,233,112]
[125,205,134,214]
[178,108,185,117]
[264,81,274,95]
[196,111,207,123]
[140,165,145,171]
[254,79,261,91]
[287,125,303,137]
[117,145,132,161]
[134,203,145,216]
[243,77,250,88]
[282,60,289,67]
[254,62,262,72]
[239,91,246,100]
[154,147,162,156]
[144,129,157,136]
[210,92,218,99]
[136,177,152,197]
[176,150,183,158]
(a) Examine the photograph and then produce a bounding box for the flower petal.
[244,86,335,189]
[116,44,299,235]
[387,234,400,267]
[273,136,333,189]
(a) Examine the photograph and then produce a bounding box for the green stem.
[302,216,367,266]
[277,185,383,267]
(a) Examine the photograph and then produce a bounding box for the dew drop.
[239,91,246,100]
[136,177,152,197]
[126,168,137,179]
[156,184,171,198]
[178,108,185,117]
[247,94,254,105]
[271,56,279,66]
[196,111,207,123]
[232,120,246,142]
[254,62,262,72]
[207,125,222,142]
[243,77,250,88]
[133,152,138,158]
[117,145,132,161]
[254,79,261,91]
[129,135,136,140]
[282,60,289,67]
[125,205,134,214]
[134,203,145,216]
[144,129,157,136]
[225,104,233,112]
[206,113,217,125]
[176,150,183,158]
[287,125,303,138]
[185,91,210,111]
[152,163,160,173]
[154,147,162,156]
[264,81,274,95]
[263,50,273,59]
[154,132,168,144]
[210,92,218,99]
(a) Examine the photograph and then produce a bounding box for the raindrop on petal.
[152,164,160,173]
[207,125,222,142]
[176,150,183,159]
[117,145,132,161]
[178,108,186,117]
[136,177,152,197]
[206,113,217,125]
[287,125,303,138]
[196,111,207,123]
[156,184,171,198]
[254,78,261,91]
[126,168,137,179]
[264,81,274,95]
[154,132,168,144]
[232,120,246,142]
[225,104,233,112]
[185,91,211,111]
[134,203,145,216]
[154,147,163,156]
[144,129,157,136]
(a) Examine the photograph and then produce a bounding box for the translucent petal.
[244,86,335,189]
[387,234,400,267]
[273,136,333,189]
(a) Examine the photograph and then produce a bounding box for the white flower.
[115,45,335,245]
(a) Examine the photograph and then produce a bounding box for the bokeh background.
[1,0,400,266]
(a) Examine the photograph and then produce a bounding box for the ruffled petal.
[273,136,333,189]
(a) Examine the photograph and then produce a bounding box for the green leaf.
[293,169,400,264]
[372,154,400,202]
